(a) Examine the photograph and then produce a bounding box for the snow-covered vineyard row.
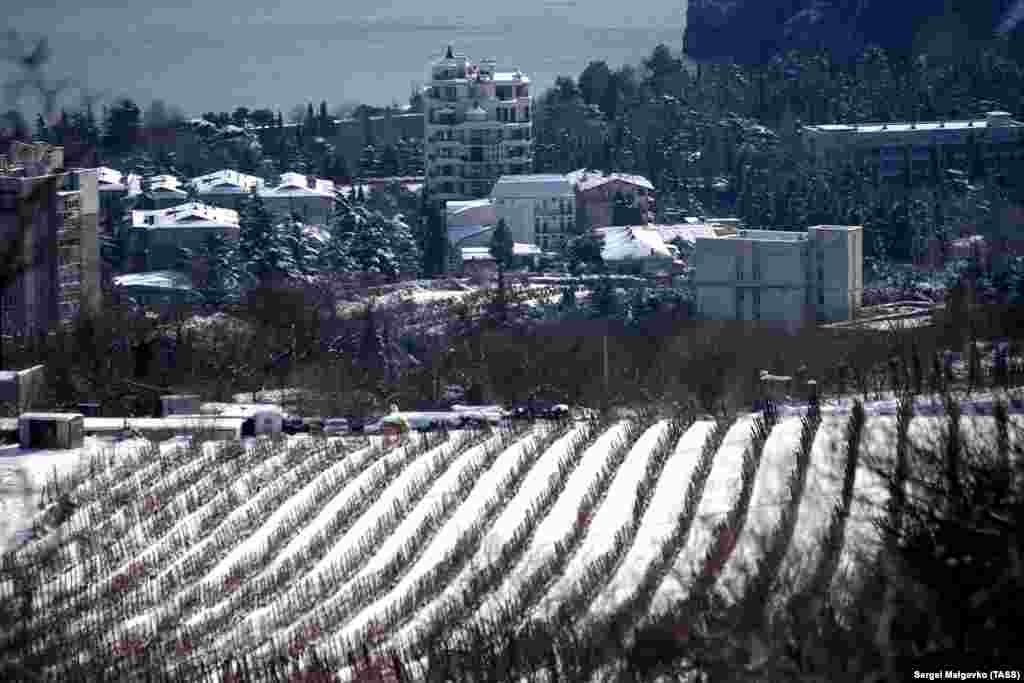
[1,391,1021,681]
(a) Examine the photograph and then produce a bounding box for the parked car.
[282,416,306,434]
[303,417,326,433]
[510,400,571,420]
[323,418,350,435]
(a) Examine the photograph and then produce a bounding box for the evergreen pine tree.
[198,231,241,304]
[350,209,390,275]
[387,214,421,278]
[280,216,320,278]
[320,200,358,273]
[238,188,283,287]
[565,207,604,274]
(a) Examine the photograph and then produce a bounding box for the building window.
[753,289,760,320]
[736,253,744,281]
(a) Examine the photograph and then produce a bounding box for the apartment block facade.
[693,225,863,324]
[1,143,101,336]
[423,46,534,203]
[491,174,575,248]
[801,111,1024,182]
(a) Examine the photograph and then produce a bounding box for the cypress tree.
[490,217,515,319]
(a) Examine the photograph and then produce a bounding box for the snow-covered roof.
[493,71,530,84]
[338,184,370,198]
[189,169,264,195]
[566,169,655,192]
[261,172,336,198]
[650,224,722,245]
[445,198,493,216]
[113,270,194,291]
[461,243,540,260]
[597,226,673,260]
[147,174,181,187]
[131,202,240,230]
[96,167,142,194]
[448,224,495,244]
[491,174,573,197]
[803,111,1024,135]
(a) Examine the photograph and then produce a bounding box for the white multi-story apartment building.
[801,111,1024,181]
[423,46,534,203]
[189,169,264,210]
[490,174,575,249]
[693,225,863,324]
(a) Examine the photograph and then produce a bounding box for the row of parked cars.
[282,400,572,436]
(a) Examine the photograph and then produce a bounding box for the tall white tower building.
[423,45,534,203]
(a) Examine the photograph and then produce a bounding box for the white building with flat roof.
[490,173,574,248]
[423,45,534,203]
[693,225,863,324]
[801,111,1024,180]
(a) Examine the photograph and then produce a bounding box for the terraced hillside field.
[1,393,1022,682]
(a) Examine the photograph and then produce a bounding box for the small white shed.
[19,413,85,450]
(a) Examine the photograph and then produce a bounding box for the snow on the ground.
[716,417,804,603]
[470,421,630,627]
[137,442,283,588]
[649,415,756,615]
[232,431,490,650]
[534,421,668,619]
[763,389,1024,420]
[332,426,544,647]
[830,415,895,606]
[221,438,444,647]
[0,437,155,557]
[773,415,852,598]
[315,432,486,581]
[196,438,366,589]
[393,423,585,646]
[261,442,386,572]
[116,441,294,633]
[588,420,716,619]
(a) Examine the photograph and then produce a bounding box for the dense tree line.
[533,40,1024,268]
